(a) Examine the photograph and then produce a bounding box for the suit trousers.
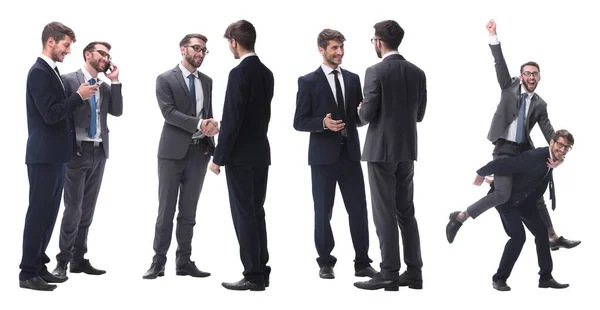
[493,200,553,282]
[367,161,423,280]
[224,164,270,284]
[20,163,67,280]
[152,144,210,266]
[310,145,371,270]
[467,140,553,229]
[57,141,107,263]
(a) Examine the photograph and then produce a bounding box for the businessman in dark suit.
[209,20,273,291]
[353,20,426,292]
[143,33,218,280]
[470,130,572,291]
[52,41,123,278]
[446,20,579,251]
[293,28,376,281]
[21,21,98,291]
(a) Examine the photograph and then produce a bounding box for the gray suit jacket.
[61,69,123,159]
[156,65,214,160]
[487,43,554,146]
[359,54,427,162]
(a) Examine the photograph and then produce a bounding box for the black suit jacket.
[213,55,273,166]
[293,67,363,165]
[62,69,123,158]
[25,57,84,164]
[358,54,427,162]
[477,146,555,212]
[487,43,554,146]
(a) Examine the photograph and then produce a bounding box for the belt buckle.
[93,141,100,147]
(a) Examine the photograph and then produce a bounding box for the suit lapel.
[341,69,351,110]
[315,67,338,112]
[199,74,209,118]
[38,58,67,97]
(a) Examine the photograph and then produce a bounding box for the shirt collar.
[240,52,257,61]
[321,64,340,76]
[382,51,400,59]
[39,54,57,70]
[179,62,198,78]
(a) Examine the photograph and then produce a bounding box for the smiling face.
[550,137,572,161]
[319,40,344,69]
[49,36,73,63]
[87,44,111,73]
[519,64,541,92]
[182,38,207,69]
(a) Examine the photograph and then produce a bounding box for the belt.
[497,138,524,147]
[82,141,102,147]
[191,138,209,145]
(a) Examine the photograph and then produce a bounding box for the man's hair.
[42,21,76,46]
[179,34,208,47]
[82,41,111,61]
[224,20,256,51]
[520,61,540,74]
[317,29,345,49]
[373,20,404,50]
[552,129,574,145]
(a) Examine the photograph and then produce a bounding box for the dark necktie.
[332,70,346,121]
[54,66,60,76]
[188,74,196,106]
[88,78,97,137]
[548,171,556,210]
[515,93,527,143]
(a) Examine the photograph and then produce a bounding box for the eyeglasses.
[370,37,381,44]
[522,71,540,78]
[555,141,573,152]
[185,45,209,54]
[92,50,112,60]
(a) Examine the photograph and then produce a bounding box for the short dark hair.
[179,34,208,47]
[82,41,111,61]
[373,20,404,49]
[317,29,345,49]
[41,21,76,46]
[224,20,256,51]
[520,61,540,74]
[552,129,574,145]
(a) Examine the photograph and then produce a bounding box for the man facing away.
[469,130,573,291]
[353,20,427,291]
[143,33,219,280]
[446,20,580,251]
[293,28,377,281]
[21,21,98,291]
[52,41,123,278]
[209,19,274,291]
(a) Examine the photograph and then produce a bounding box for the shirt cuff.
[489,35,500,45]
[197,118,204,130]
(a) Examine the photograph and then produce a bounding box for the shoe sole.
[70,270,106,275]
[399,283,423,289]
[19,284,57,291]
[142,272,165,279]
[175,271,210,277]
[354,284,399,291]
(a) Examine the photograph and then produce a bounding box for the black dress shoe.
[142,263,165,279]
[550,236,581,251]
[19,276,57,291]
[446,211,463,244]
[319,266,335,279]
[176,261,210,277]
[40,271,68,283]
[52,261,68,278]
[539,278,569,289]
[492,280,511,291]
[222,278,265,291]
[70,259,106,275]
[355,266,377,278]
[398,271,423,289]
[354,273,399,291]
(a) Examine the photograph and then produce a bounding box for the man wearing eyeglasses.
[51,41,122,279]
[466,130,573,291]
[143,34,219,280]
[446,20,580,252]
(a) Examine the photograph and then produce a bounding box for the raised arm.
[487,20,514,90]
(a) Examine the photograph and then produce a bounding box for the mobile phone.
[103,62,112,73]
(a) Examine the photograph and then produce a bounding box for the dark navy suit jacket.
[213,55,274,166]
[293,66,364,165]
[25,57,83,164]
[477,146,555,212]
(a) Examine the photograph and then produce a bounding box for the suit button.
[70,130,74,132]
[192,114,195,116]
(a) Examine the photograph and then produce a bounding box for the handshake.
[193,118,219,139]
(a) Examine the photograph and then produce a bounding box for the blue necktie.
[515,93,527,143]
[88,78,97,137]
[188,74,196,106]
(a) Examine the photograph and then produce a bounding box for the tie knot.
[521,93,528,100]
[188,73,195,80]
[89,78,96,85]
[331,70,339,76]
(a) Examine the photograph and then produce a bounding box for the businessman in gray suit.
[143,33,219,279]
[52,41,123,278]
[354,20,426,291]
[446,20,580,251]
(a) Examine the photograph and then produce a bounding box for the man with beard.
[293,28,376,281]
[462,130,573,291]
[21,21,98,291]
[353,20,426,291]
[51,41,123,279]
[446,20,580,251]
[210,19,274,291]
[143,33,219,280]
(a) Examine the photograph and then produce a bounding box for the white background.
[0,0,597,309]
